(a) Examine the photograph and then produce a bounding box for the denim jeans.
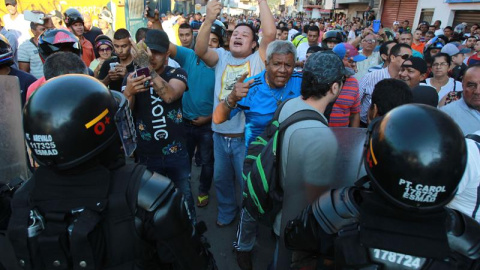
[213,132,245,224]
[184,121,214,195]
[137,149,196,223]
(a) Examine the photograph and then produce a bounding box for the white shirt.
[425,78,463,102]
[434,29,444,36]
[296,42,319,62]
[288,29,298,41]
[448,130,480,223]
[358,67,390,123]
[2,13,31,45]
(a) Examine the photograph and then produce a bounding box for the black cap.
[402,57,428,74]
[304,51,347,84]
[5,0,16,6]
[306,45,323,54]
[412,85,439,107]
[145,30,169,53]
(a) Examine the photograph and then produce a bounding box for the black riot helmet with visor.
[24,75,136,170]
[364,104,467,212]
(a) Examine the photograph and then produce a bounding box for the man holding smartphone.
[98,28,134,92]
[122,29,195,224]
[146,10,227,209]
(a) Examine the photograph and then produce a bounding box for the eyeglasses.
[432,62,449,68]
[362,39,377,44]
[99,47,112,52]
[395,54,411,60]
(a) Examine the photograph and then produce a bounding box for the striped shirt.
[359,67,391,124]
[329,77,360,127]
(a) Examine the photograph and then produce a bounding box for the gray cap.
[441,43,471,56]
[304,51,347,84]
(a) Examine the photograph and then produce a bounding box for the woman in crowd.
[90,35,114,78]
[425,53,463,107]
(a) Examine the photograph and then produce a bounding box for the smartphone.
[135,67,150,77]
[147,0,159,18]
[110,62,119,71]
[24,10,45,24]
[373,20,381,34]
[135,67,151,88]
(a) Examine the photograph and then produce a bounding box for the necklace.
[265,74,287,106]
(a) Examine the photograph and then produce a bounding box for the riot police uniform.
[7,75,216,270]
[284,104,480,269]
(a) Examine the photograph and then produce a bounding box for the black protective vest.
[332,191,477,270]
[7,164,152,270]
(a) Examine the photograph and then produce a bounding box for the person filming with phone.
[97,28,135,92]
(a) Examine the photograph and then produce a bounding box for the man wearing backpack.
[212,40,302,270]
[7,75,216,270]
[272,50,347,269]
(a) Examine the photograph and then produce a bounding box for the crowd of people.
[0,0,480,269]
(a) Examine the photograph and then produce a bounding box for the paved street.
[190,163,276,270]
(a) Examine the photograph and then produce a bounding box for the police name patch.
[398,179,446,203]
[26,133,58,156]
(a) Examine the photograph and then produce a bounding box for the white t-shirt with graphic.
[212,48,265,134]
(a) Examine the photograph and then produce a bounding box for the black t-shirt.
[125,66,189,157]
[451,63,467,82]
[98,58,135,92]
[9,67,37,106]
[83,26,103,58]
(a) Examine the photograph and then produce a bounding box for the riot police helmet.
[38,29,81,62]
[24,75,137,170]
[364,104,467,211]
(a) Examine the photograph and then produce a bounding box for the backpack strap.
[278,109,328,133]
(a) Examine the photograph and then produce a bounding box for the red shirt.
[411,42,425,54]
[467,54,480,66]
[26,76,47,101]
[329,77,360,127]
[80,37,95,67]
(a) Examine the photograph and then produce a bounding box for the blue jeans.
[184,121,214,195]
[213,132,245,224]
[137,149,196,223]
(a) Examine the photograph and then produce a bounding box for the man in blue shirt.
[213,40,302,148]
[190,12,203,31]
[212,40,301,269]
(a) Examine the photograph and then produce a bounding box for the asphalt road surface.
[190,163,276,270]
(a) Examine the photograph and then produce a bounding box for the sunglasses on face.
[99,47,112,52]
[395,54,411,60]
